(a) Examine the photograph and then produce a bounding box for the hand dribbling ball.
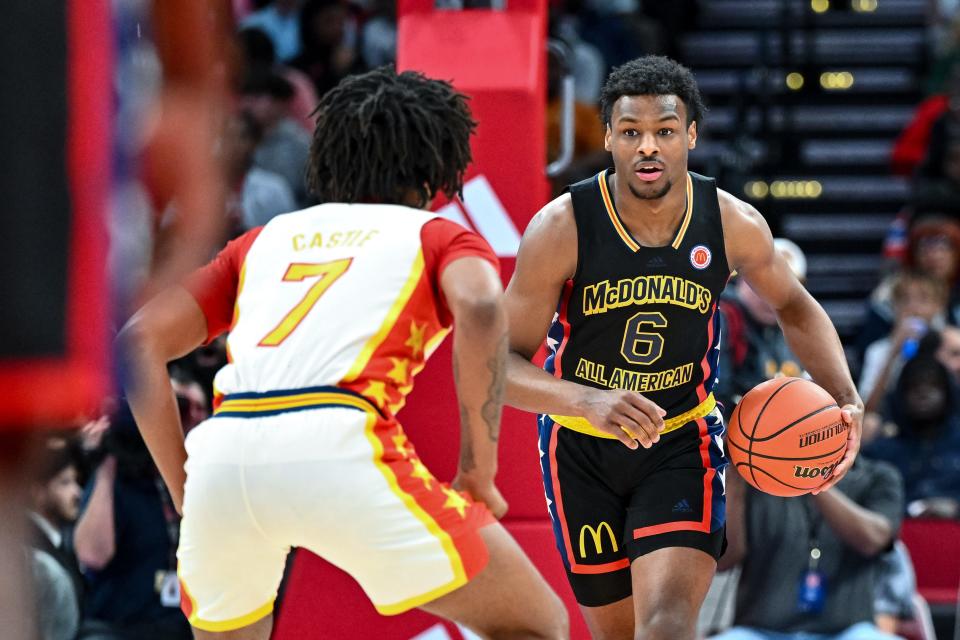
[728,377,848,497]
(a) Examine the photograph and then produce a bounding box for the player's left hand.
[453,475,509,519]
[813,403,862,494]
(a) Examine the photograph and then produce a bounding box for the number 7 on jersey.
[258,259,353,347]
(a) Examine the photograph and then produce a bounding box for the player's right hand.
[453,475,509,520]
[579,388,666,450]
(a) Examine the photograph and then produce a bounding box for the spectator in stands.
[716,238,807,415]
[891,68,960,177]
[241,0,305,62]
[714,457,904,640]
[291,0,364,97]
[359,0,396,70]
[28,437,83,640]
[936,325,960,379]
[873,541,918,636]
[74,402,199,640]
[866,353,960,519]
[239,69,312,206]
[224,111,296,232]
[858,218,960,367]
[237,27,319,134]
[859,270,947,413]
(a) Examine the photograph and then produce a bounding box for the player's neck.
[610,171,688,248]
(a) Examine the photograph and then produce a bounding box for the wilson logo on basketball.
[690,245,711,270]
[797,421,847,449]
[793,462,837,479]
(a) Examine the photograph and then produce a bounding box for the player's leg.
[577,596,633,640]
[538,418,636,639]
[177,418,291,639]
[297,410,566,636]
[418,522,569,639]
[191,615,273,640]
[626,413,728,640]
[630,547,716,640]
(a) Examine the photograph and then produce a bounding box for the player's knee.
[634,604,695,640]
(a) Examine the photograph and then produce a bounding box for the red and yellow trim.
[364,413,491,614]
[598,170,640,252]
[549,422,630,574]
[632,415,715,539]
[342,250,426,383]
[596,170,694,252]
[670,173,695,249]
[179,569,275,632]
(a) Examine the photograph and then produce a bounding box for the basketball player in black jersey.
[504,56,863,639]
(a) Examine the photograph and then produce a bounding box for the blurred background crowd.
[27,0,960,638]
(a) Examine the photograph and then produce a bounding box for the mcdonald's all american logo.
[435,175,520,257]
[690,245,712,270]
[579,521,619,558]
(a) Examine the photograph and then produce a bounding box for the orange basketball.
[727,377,848,497]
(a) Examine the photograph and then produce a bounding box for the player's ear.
[604,124,612,152]
[688,120,697,150]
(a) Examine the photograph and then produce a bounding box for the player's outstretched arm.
[720,192,863,491]
[504,197,664,449]
[117,286,208,513]
[442,257,510,519]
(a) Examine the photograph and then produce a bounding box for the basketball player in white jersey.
[119,68,568,639]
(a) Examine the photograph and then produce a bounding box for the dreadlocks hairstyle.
[307,67,477,208]
[599,56,706,128]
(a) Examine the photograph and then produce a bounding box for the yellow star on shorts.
[442,487,469,519]
[386,357,411,386]
[364,380,390,408]
[392,433,412,459]
[405,321,426,358]
[410,458,434,490]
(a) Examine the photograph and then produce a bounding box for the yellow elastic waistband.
[549,393,716,440]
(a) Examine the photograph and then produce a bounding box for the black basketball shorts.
[537,410,728,607]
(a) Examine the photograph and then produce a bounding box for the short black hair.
[307,67,476,208]
[240,68,294,101]
[238,27,276,67]
[599,55,705,127]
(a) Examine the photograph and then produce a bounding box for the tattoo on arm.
[481,333,507,443]
[453,353,476,472]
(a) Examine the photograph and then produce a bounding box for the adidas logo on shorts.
[672,499,693,513]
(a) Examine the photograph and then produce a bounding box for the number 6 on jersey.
[258,259,353,347]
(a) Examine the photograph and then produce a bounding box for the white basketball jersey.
[212,204,449,415]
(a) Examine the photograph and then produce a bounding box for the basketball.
[728,377,848,497]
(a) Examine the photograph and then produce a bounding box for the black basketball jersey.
[544,169,731,422]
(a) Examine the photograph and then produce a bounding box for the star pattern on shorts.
[364,380,390,408]
[386,357,411,386]
[442,487,469,519]
[405,321,427,358]
[410,458,434,490]
[392,433,412,459]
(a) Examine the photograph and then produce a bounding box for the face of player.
[604,95,697,201]
[35,466,81,526]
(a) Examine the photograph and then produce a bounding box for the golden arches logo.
[578,522,619,558]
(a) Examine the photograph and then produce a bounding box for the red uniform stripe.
[550,423,630,574]
[633,416,714,538]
